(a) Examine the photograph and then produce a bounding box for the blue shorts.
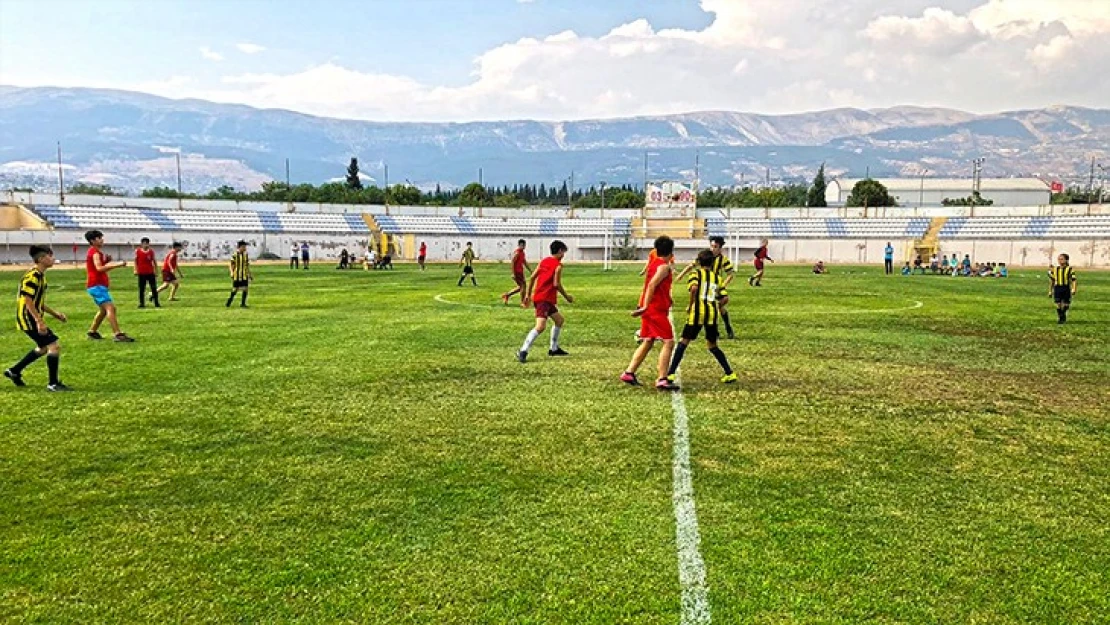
[87,285,113,306]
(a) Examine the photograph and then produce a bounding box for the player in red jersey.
[517,240,573,363]
[749,238,773,286]
[134,237,160,308]
[622,236,675,386]
[501,239,532,305]
[155,242,184,302]
[418,241,427,271]
[84,230,134,342]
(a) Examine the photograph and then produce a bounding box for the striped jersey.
[1049,265,1076,287]
[685,268,720,326]
[16,269,46,331]
[462,248,475,267]
[230,251,252,281]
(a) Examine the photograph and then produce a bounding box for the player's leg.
[657,339,675,383]
[706,327,736,382]
[548,311,567,355]
[170,279,180,300]
[44,341,64,388]
[226,284,239,307]
[240,285,249,307]
[622,338,655,384]
[148,275,161,307]
[104,302,122,336]
[88,306,106,336]
[519,315,548,361]
[6,339,47,385]
[138,274,148,307]
[720,296,734,338]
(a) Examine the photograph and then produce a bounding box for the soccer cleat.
[516,350,528,363]
[113,333,135,343]
[726,331,736,340]
[548,348,569,357]
[748,276,754,286]
[46,382,73,392]
[4,369,26,387]
[620,372,642,386]
[656,378,680,391]
[721,372,738,384]
[500,294,510,305]
[87,331,103,340]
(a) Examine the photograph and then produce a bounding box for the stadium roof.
[831,178,1050,192]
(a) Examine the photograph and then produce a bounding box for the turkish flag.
[1050,181,1064,193]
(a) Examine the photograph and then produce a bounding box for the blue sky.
[1,0,1106,121]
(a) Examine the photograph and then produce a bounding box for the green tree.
[206,185,241,200]
[846,179,897,207]
[388,184,421,206]
[807,163,828,207]
[141,186,191,199]
[345,158,363,190]
[68,182,119,196]
[458,182,489,206]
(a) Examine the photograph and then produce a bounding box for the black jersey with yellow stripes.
[1048,265,1076,287]
[230,251,252,281]
[16,269,46,331]
[685,268,720,326]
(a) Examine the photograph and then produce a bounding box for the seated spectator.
[377,254,394,270]
[997,263,1008,278]
[366,249,378,270]
[901,262,912,276]
[930,254,939,273]
[338,248,349,270]
[812,260,827,274]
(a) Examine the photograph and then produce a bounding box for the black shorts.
[232,279,250,289]
[24,328,59,348]
[681,323,720,343]
[462,266,474,275]
[1053,285,1072,304]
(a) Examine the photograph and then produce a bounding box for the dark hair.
[696,249,715,267]
[1060,253,1069,262]
[708,235,725,247]
[517,239,526,246]
[172,242,183,250]
[466,241,472,246]
[29,245,53,262]
[237,240,248,247]
[654,235,674,257]
[549,240,568,254]
[84,230,103,243]
[140,237,150,244]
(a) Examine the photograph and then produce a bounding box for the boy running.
[678,235,736,338]
[457,242,478,286]
[135,237,160,308]
[84,230,134,342]
[659,249,737,391]
[226,240,253,308]
[5,246,71,391]
[155,242,183,301]
[622,236,675,387]
[1048,253,1078,324]
[517,240,574,363]
[749,238,773,286]
[501,239,532,304]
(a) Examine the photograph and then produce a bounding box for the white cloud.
[198,46,223,62]
[235,43,266,54]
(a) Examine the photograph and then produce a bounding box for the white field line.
[434,293,924,316]
[668,313,711,625]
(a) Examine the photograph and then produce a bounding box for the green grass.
[1,261,1107,623]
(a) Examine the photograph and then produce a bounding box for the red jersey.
[162,250,178,273]
[530,256,562,305]
[135,248,156,275]
[86,248,110,288]
[639,255,672,312]
[511,248,527,275]
[755,246,769,261]
[419,243,427,257]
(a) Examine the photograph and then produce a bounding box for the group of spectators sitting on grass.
[903,253,1007,277]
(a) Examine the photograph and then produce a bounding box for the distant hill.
[1,86,1106,193]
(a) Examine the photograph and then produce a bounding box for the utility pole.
[56,142,65,205]
[643,152,648,194]
[972,157,985,195]
[285,158,291,187]
[175,152,184,209]
[918,168,929,209]
[569,170,574,205]
[478,167,483,187]
[600,180,607,215]
[384,163,389,211]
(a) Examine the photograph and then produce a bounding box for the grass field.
[1,260,1107,623]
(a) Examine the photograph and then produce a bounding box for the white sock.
[550,325,562,350]
[521,329,540,352]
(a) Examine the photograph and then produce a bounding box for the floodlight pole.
[918,169,929,209]
[56,142,65,205]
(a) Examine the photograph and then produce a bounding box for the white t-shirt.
[291,245,299,256]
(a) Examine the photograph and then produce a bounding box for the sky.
[1,0,1108,122]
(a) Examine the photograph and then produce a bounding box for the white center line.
[670,373,711,624]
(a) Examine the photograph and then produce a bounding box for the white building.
[826,178,1050,207]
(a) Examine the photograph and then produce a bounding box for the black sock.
[138,281,146,305]
[471,277,478,286]
[722,311,733,335]
[46,354,59,385]
[240,290,248,306]
[227,290,236,307]
[10,349,42,374]
[709,346,732,375]
[458,276,464,286]
[150,282,160,306]
[667,343,689,377]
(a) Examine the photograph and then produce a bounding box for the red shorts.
[535,301,559,319]
[639,310,674,341]
[754,260,765,271]
[513,273,526,288]
[161,270,177,283]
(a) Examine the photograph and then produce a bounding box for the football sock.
[471,276,478,286]
[521,329,540,352]
[722,311,733,335]
[709,346,733,375]
[46,354,60,385]
[667,343,689,377]
[240,291,248,306]
[226,291,236,307]
[457,276,464,286]
[550,326,562,350]
[10,349,42,374]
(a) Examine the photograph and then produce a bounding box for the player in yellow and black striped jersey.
[1048,253,1078,324]
[659,249,737,391]
[226,240,253,308]
[457,241,478,286]
[676,236,736,338]
[5,246,71,391]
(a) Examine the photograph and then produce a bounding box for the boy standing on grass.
[418,241,427,271]
[84,230,135,342]
[5,246,71,391]
[155,242,183,302]
[458,242,478,286]
[749,238,773,286]
[1048,253,1078,324]
[659,249,737,391]
[517,240,573,363]
[135,237,160,308]
[501,239,531,304]
[226,240,253,308]
[622,236,675,387]
[678,235,736,339]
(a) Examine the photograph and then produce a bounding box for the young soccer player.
[418,241,427,271]
[517,240,574,363]
[622,236,675,387]
[749,238,773,286]
[226,240,253,308]
[501,239,532,304]
[84,230,134,342]
[5,246,71,391]
[155,242,183,301]
[659,249,737,391]
[300,241,310,270]
[290,242,300,269]
[457,242,478,286]
[1048,253,1078,324]
[678,236,736,338]
[135,237,160,308]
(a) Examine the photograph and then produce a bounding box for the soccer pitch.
[2,262,1107,623]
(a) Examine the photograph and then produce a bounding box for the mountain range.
[1,86,1107,193]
